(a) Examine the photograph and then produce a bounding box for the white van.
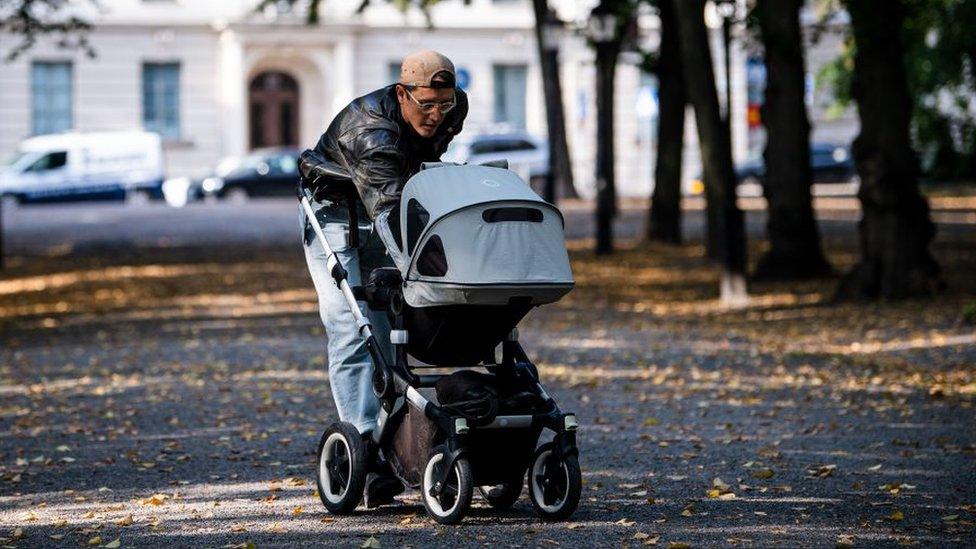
[0,131,164,204]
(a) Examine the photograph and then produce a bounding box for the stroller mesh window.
[406,198,430,255]
[386,205,402,252]
[417,235,448,277]
[482,207,544,223]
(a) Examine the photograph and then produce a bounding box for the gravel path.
[1,200,974,548]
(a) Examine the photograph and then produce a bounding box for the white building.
[0,0,856,198]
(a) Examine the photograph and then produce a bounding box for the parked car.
[690,143,858,197]
[0,131,164,204]
[192,148,301,202]
[441,129,549,190]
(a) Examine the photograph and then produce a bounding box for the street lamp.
[539,8,563,204]
[586,8,618,44]
[540,7,563,52]
[585,1,619,255]
[713,0,748,307]
[714,0,736,134]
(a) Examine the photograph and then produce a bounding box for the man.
[298,50,468,507]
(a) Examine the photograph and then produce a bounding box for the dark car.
[198,148,301,201]
[691,143,858,197]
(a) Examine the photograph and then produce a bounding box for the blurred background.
[0,0,865,203]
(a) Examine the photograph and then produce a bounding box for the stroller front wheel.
[315,422,368,514]
[421,445,473,524]
[528,443,581,521]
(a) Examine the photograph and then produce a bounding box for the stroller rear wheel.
[478,476,523,510]
[421,445,473,524]
[528,443,581,521]
[315,422,368,514]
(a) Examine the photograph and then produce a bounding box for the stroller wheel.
[315,422,367,514]
[421,445,473,524]
[528,443,581,521]
[478,476,524,510]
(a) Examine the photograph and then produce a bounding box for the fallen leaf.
[140,494,168,506]
[88,536,103,546]
[104,539,121,548]
[616,518,636,527]
[751,469,774,480]
[836,535,855,547]
[808,464,837,478]
[361,536,382,549]
[887,509,905,521]
[292,506,303,516]
[116,515,134,526]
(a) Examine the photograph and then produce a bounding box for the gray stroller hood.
[381,164,574,308]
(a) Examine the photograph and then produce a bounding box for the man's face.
[396,85,456,138]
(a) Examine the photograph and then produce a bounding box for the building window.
[31,62,73,135]
[143,62,181,140]
[388,61,402,85]
[493,64,527,129]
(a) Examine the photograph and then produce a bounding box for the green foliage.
[964,303,976,325]
[817,0,976,180]
[814,35,855,119]
[257,0,469,27]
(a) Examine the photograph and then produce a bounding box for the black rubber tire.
[478,475,524,510]
[315,422,367,515]
[527,443,582,521]
[421,445,473,525]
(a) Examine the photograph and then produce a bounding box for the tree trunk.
[594,36,620,255]
[531,0,578,200]
[753,0,831,280]
[671,0,746,284]
[647,0,684,244]
[837,0,942,299]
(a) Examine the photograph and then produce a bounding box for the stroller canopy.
[392,164,574,308]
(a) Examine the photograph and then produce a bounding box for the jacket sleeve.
[340,128,407,220]
[432,89,469,158]
[298,149,349,200]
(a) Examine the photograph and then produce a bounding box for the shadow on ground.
[1,209,975,547]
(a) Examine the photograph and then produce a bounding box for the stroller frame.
[301,189,580,523]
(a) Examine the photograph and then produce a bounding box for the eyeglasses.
[402,85,456,114]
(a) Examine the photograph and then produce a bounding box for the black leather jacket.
[299,84,468,219]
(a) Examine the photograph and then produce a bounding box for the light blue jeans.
[301,199,393,435]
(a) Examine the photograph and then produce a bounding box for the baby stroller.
[301,162,580,524]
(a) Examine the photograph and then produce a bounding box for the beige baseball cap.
[398,50,456,89]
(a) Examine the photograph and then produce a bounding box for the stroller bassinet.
[380,164,574,364]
